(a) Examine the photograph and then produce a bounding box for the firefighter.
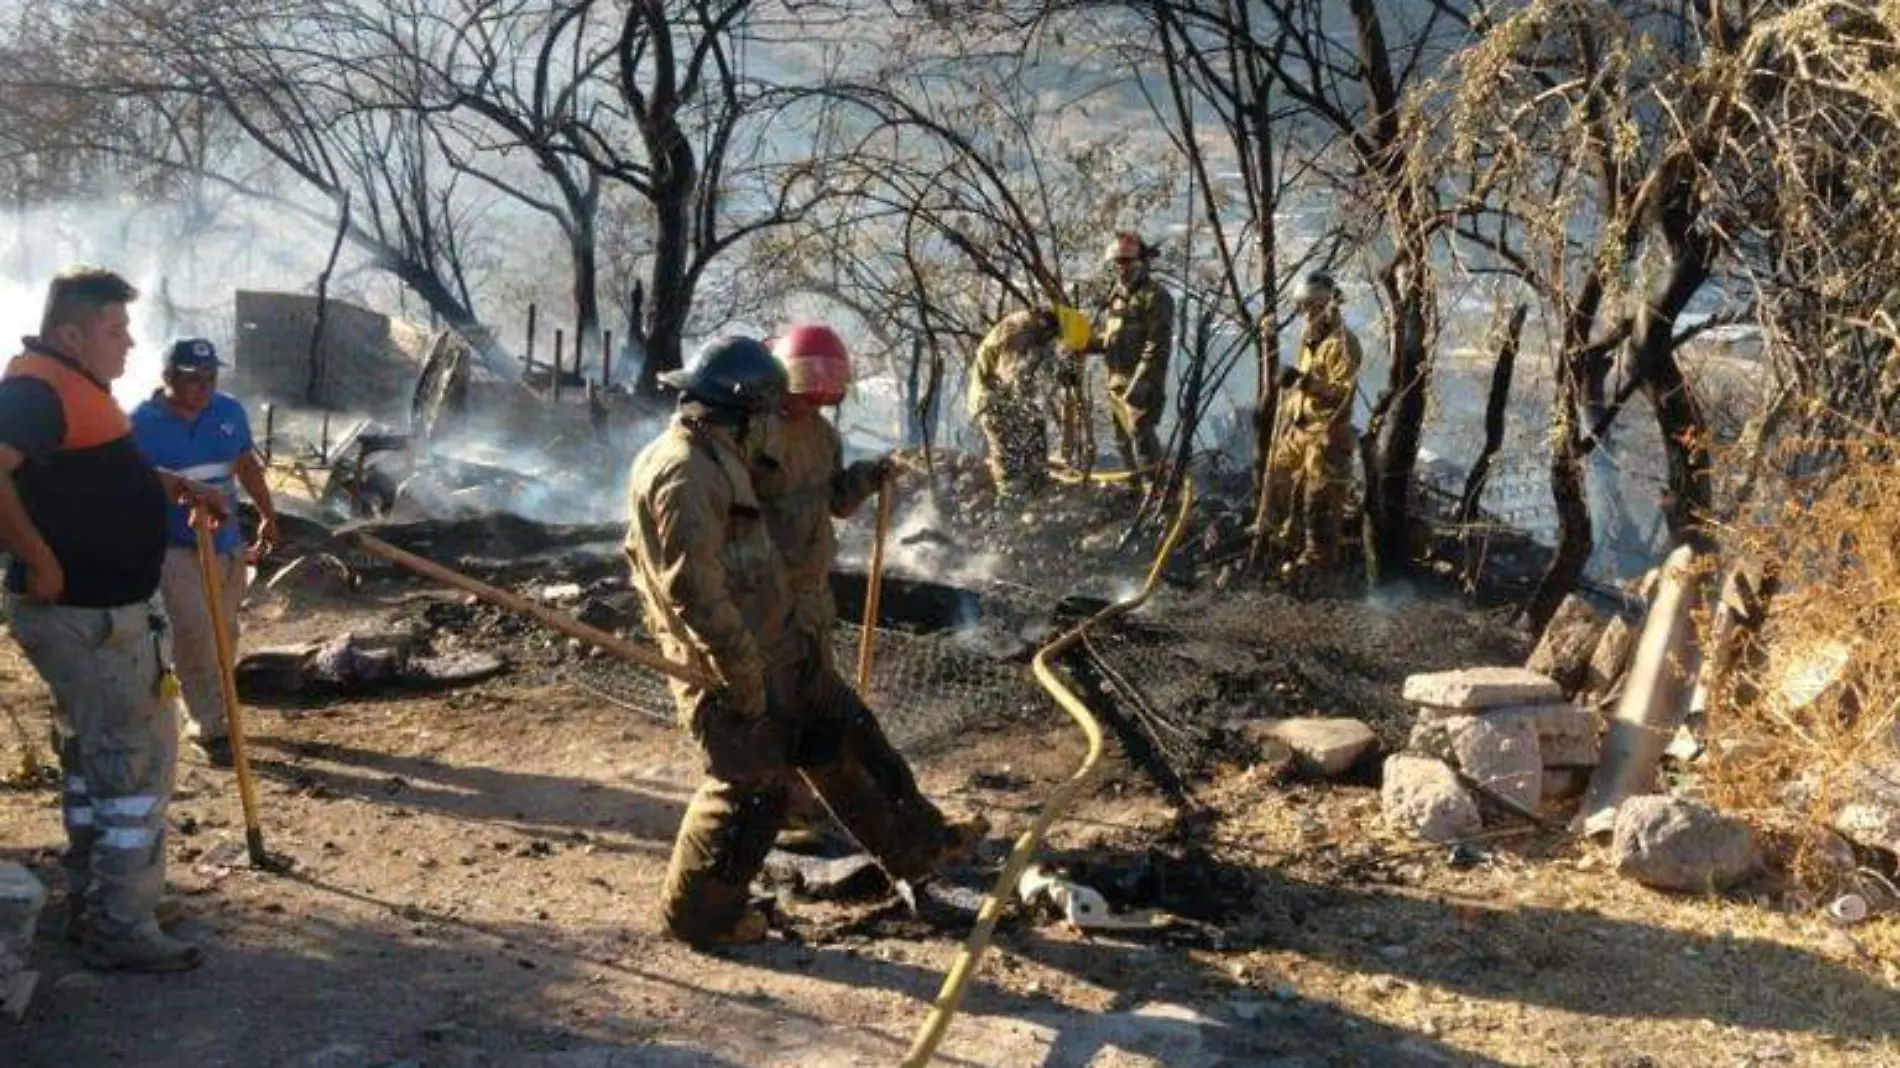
[627,335,979,947]
[1262,272,1363,574]
[758,323,986,870]
[1080,232,1174,485]
[756,323,886,846]
[626,336,794,945]
[967,307,1089,496]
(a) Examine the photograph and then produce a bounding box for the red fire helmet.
[769,323,851,403]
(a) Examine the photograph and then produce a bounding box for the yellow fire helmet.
[1054,304,1093,352]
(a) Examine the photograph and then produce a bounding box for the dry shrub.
[1704,439,1900,891]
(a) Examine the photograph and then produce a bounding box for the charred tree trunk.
[1527,364,1593,637]
[1458,304,1528,525]
[390,259,506,372]
[1633,180,1717,547]
[305,193,352,406]
[637,132,695,399]
[569,212,603,375]
[1250,80,1282,512]
[1363,253,1436,582]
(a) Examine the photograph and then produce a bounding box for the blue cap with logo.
[165,338,224,374]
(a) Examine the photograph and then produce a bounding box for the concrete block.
[1402,667,1561,711]
[1381,756,1483,843]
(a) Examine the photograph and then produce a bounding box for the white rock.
[1402,667,1562,710]
[1260,718,1379,778]
[1818,760,1900,855]
[1408,712,1542,811]
[1777,640,1853,713]
[1610,795,1760,892]
[1418,702,1601,764]
[1381,756,1483,843]
[1834,802,1900,856]
[536,583,585,605]
[1533,705,1603,767]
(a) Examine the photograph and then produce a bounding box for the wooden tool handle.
[347,532,716,690]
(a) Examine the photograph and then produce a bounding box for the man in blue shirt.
[131,339,279,767]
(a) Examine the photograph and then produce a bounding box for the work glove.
[849,455,896,487]
[1277,365,1303,391]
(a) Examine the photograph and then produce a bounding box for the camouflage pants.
[1263,423,1355,567]
[975,398,1049,496]
[1106,373,1164,474]
[7,599,177,938]
[158,547,247,742]
[660,630,952,943]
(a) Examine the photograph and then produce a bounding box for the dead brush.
[1705,439,1900,896]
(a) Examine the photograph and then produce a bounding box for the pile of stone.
[1526,593,1642,713]
[1382,666,1602,842]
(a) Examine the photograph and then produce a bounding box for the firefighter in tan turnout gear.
[968,307,1092,497]
[1262,272,1363,574]
[626,335,981,946]
[755,323,886,845]
[1080,231,1174,486]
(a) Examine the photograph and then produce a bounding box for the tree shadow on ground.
[1031,839,1900,1043]
[724,830,1899,1065]
[244,737,685,851]
[3,848,810,1068]
[727,926,1518,1067]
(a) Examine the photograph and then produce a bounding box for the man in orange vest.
[0,267,224,972]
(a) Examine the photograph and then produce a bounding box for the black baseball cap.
[165,338,224,374]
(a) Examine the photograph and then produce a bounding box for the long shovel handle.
[856,476,895,694]
[192,514,269,868]
[346,532,716,690]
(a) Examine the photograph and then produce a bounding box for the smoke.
[869,494,1009,591]
[0,195,349,409]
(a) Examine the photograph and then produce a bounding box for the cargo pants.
[7,599,177,938]
[157,547,247,742]
[1106,372,1164,475]
[660,626,957,944]
[1263,421,1355,567]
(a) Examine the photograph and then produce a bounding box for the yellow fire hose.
[1047,461,1152,486]
[899,476,1196,1067]
[192,513,270,867]
[857,474,895,693]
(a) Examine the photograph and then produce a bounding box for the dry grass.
[1705,441,1900,897]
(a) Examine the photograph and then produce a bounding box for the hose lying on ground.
[900,478,1197,1067]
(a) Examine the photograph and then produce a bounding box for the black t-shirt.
[0,356,169,607]
[0,377,64,454]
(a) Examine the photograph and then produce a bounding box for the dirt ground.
[4,553,1899,1067]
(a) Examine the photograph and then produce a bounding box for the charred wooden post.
[524,303,538,378]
